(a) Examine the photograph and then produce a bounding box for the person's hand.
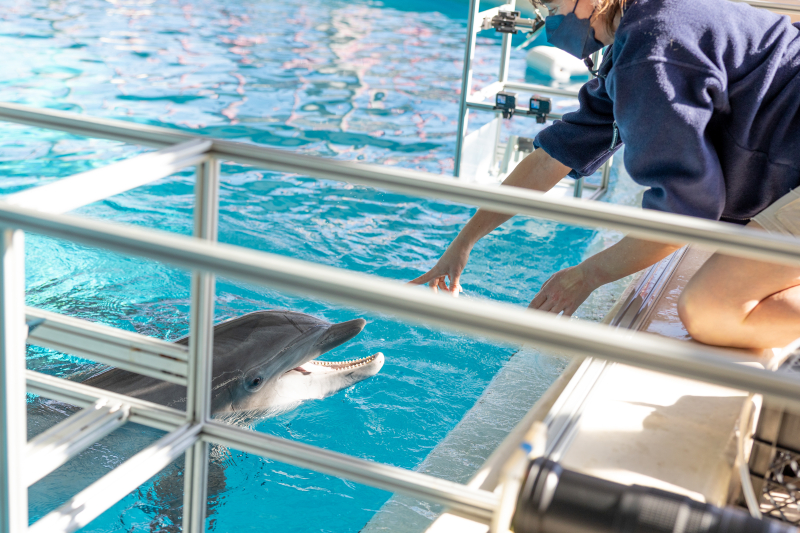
[409,238,472,296]
[529,264,597,316]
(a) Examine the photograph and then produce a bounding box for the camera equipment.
[527,95,551,124]
[495,91,517,119]
[492,10,521,34]
[514,457,795,533]
[482,9,545,39]
[743,350,800,519]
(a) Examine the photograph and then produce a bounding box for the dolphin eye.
[244,372,266,391]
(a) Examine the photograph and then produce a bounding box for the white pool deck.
[414,247,772,533]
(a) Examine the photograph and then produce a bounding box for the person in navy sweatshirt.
[412,0,800,350]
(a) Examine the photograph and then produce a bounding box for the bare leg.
[678,223,800,349]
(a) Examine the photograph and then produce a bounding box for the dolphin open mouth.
[290,353,383,374]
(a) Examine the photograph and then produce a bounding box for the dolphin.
[81,310,385,419]
[27,310,384,526]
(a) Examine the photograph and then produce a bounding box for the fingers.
[530,294,554,312]
[538,298,558,313]
[530,295,569,315]
[529,279,551,309]
[529,292,546,309]
[411,267,463,297]
[449,273,462,297]
[529,283,565,314]
[409,270,439,286]
[424,275,450,295]
[428,276,440,293]
[530,289,584,316]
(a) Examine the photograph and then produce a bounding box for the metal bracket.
[26,400,130,487]
[482,9,544,35]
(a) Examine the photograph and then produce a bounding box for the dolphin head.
[207,311,382,415]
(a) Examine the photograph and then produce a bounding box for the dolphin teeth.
[307,353,379,370]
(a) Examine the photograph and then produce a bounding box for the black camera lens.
[514,458,795,533]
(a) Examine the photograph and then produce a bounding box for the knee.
[678,283,722,345]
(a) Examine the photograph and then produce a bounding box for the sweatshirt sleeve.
[534,75,622,179]
[609,59,727,219]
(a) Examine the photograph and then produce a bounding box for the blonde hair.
[593,0,625,36]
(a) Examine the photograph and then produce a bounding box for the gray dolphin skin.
[27,311,383,525]
[82,310,384,416]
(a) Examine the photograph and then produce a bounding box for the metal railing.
[1,102,800,533]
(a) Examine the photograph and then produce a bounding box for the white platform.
[423,248,762,532]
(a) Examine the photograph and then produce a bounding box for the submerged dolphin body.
[83,310,384,418]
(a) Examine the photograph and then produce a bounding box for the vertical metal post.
[183,158,219,533]
[497,0,516,83]
[495,18,514,177]
[0,229,27,533]
[573,177,584,198]
[600,156,613,189]
[454,0,482,178]
[491,0,516,178]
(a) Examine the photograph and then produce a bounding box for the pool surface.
[1,0,642,531]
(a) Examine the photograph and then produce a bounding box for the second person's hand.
[528,264,597,316]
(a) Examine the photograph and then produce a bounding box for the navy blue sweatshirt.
[534,0,800,223]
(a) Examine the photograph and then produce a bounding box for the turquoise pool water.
[1,0,640,531]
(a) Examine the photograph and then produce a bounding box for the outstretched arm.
[529,236,682,315]
[409,148,570,293]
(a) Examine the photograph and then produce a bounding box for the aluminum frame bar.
[0,230,27,532]
[465,98,565,120]
[26,370,185,432]
[497,0,515,83]
[182,158,219,533]
[6,104,800,267]
[25,400,129,487]
[201,420,498,524]
[2,203,800,411]
[202,149,800,266]
[26,307,189,385]
[29,423,199,533]
[5,139,210,215]
[471,81,505,102]
[0,104,195,149]
[27,372,501,527]
[454,0,482,177]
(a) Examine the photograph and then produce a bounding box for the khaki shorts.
[752,188,800,236]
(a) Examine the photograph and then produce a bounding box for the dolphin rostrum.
[82,310,384,419]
